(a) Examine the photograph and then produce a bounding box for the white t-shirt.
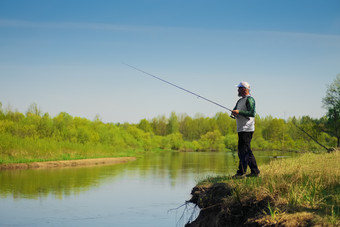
[235,96,255,132]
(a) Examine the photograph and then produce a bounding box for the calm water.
[0,151,295,227]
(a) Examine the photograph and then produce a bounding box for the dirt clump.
[189,183,234,209]
[185,183,318,227]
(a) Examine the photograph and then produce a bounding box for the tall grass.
[259,152,339,212]
[0,133,145,164]
[199,151,340,225]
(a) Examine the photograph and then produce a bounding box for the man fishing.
[231,81,260,178]
[123,64,260,177]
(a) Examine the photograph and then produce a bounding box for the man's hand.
[232,110,239,117]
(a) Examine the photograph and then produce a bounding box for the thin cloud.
[1,19,339,42]
[228,29,340,42]
[0,19,150,32]
[261,30,340,41]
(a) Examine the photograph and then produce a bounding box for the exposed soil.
[185,183,320,227]
[0,157,136,170]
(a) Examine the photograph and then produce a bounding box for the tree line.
[0,102,335,160]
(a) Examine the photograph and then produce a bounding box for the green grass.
[198,151,340,225]
[0,133,148,164]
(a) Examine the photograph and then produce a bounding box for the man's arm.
[238,97,256,117]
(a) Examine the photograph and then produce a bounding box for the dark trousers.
[237,132,260,175]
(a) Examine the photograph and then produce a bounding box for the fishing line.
[122,62,233,112]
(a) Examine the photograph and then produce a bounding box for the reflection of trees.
[0,151,294,198]
[131,152,239,185]
[132,151,297,185]
[0,164,124,199]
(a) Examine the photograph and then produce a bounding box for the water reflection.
[0,151,298,227]
[0,151,293,199]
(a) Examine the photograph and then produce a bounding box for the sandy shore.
[0,157,136,170]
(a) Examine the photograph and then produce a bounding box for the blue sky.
[1,0,340,123]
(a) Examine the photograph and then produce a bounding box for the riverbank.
[0,157,136,170]
[186,151,340,226]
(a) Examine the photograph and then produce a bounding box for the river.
[0,151,296,226]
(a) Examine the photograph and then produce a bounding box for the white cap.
[236,81,250,89]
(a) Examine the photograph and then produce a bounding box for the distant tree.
[167,112,179,134]
[199,130,225,151]
[26,103,42,116]
[179,115,194,140]
[0,102,5,120]
[137,119,153,133]
[39,113,54,138]
[93,114,102,123]
[322,74,340,147]
[151,115,167,136]
[214,112,234,135]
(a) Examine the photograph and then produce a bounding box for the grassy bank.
[0,133,150,164]
[195,151,340,226]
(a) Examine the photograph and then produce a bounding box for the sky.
[1,0,340,123]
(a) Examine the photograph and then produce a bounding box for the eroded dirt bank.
[0,157,136,170]
[185,183,318,227]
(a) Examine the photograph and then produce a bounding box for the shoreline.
[0,157,137,170]
[185,151,340,226]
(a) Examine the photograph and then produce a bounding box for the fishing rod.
[122,62,234,113]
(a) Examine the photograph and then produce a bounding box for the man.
[231,81,260,178]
